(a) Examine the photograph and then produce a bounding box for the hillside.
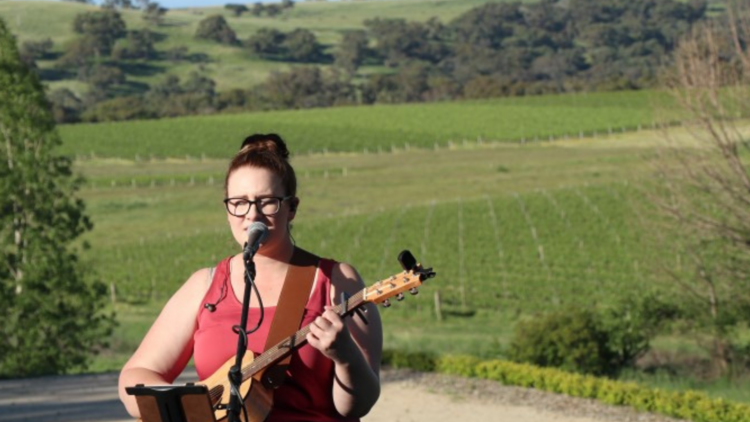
[0,0,514,94]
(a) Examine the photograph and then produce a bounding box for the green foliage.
[508,307,617,376]
[381,349,436,372]
[71,9,127,56]
[246,28,324,63]
[507,295,679,377]
[195,15,237,45]
[81,95,152,122]
[19,38,53,64]
[334,30,368,74]
[112,29,156,60]
[0,18,114,378]
[283,29,324,63]
[382,350,750,422]
[224,3,248,17]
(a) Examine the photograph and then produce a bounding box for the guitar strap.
[260,247,320,389]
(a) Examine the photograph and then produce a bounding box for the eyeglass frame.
[223,195,293,217]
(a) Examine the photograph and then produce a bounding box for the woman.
[118,134,382,421]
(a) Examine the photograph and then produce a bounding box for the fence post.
[434,290,443,322]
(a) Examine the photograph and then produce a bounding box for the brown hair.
[224,133,297,198]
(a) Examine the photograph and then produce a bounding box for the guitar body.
[201,353,274,422]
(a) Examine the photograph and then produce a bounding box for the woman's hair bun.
[239,133,290,160]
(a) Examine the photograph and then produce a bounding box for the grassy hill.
[0,0,517,94]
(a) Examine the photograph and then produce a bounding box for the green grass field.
[59,89,675,159]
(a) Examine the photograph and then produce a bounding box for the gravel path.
[0,368,685,422]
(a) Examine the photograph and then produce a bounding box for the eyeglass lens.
[227,198,281,216]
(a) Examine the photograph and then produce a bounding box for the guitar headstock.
[363,250,436,307]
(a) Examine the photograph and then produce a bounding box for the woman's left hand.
[307,306,356,364]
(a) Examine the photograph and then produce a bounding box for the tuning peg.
[382,299,391,308]
[409,287,419,295]
[396,293,404,301]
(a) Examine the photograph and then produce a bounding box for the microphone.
[244,222,269,256]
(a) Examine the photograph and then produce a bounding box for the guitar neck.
[239,288,366,381]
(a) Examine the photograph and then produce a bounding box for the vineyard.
[59,90,676,159]
[95,182,665,315]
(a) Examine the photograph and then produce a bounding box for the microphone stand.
[226,242,258,422]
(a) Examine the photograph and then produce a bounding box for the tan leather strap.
[261,247,319,389]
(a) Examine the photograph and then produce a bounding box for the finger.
[322,309,344,329]
[306,332,320,348]
[308,322,325,338]
[314,315,333,329]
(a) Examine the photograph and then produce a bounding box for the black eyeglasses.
[223,196,292,217]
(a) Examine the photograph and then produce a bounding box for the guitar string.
[207,289,366,403]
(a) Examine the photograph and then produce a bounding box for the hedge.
[382,350,750,422]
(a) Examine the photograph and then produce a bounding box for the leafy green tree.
[334,30,368,74]
[245,28,286,57]
[364,18,448,67]
[265,4,282,17]
[19,38,53,68]
[225,3,248,17]
[280,0,294,9]
[56,37,98,70]
[283,28,323,62]
[72,9,127,57]
[112,30,156,60]
[250,2,264,17]
[0,18,114,378]
[195,15,237,45]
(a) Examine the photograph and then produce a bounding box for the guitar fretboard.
[240,288,366,380]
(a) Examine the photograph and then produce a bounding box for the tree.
[283,28,323,62]
[102,0,134,9]
[650,1,750,374]
[48,88,83,124]
[280,0,294,9]
[72,9,127,57]
[83,64,126,90]
[142,1,167,26]
[265,4,282,17]
[334,30,368,74]
[0,18,114,377]
[195,15,237,45]
[112,29,156,60]
[19,38,53,68]
[225,3,248,17]
[246,28,286,57]
[250,2,264,17]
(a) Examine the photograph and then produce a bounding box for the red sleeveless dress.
[193,256,359,422]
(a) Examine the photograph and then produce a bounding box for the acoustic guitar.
[132,250,435,422]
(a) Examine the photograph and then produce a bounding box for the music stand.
[126,383,216,422]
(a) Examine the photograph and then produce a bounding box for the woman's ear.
[289,198,299,217]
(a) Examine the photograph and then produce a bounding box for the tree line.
[28,0,709,123]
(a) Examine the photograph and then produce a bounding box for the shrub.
[508,307,617,376]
